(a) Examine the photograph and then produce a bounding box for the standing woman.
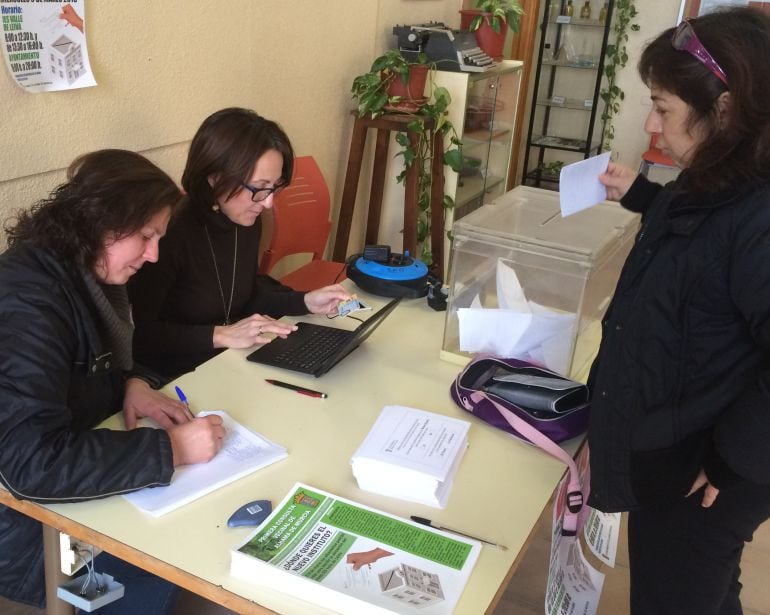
[128,108,349,380]
[0,149,224,612]
[591,8,770,614]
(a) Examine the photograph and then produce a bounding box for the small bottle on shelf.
[550,1,560,20]
[580,1,592,19]
[563,0,574,17]
[599,2,608,23]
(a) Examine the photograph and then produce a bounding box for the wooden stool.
[332,113,446,275]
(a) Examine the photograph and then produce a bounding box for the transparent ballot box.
[441,186,639,380]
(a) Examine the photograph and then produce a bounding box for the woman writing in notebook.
[129,107,349,380]
[0,149,225,612]
[588,8,770,614]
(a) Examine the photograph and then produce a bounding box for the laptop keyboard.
[271,325,353,371]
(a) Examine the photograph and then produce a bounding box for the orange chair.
[639,134,678,177]
[259,156,347,291]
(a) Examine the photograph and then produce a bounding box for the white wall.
[0,0,685,257]
[606,0,683,166]
[0,0,463,252]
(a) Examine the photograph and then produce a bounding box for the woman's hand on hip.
[687,469,721,508]
[213,314,297,349]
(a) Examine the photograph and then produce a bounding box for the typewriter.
[393,23,497,73]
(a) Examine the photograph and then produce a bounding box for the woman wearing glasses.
[589,7,770,614]
[129,108,349,379]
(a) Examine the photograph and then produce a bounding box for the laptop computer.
[246,297,402,377]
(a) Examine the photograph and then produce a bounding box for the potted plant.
[460,0,524,60]
[351,49,430,115]
[350,51,464,265]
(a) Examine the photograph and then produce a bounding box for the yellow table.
[1,292,580,614]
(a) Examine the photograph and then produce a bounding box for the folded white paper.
[458,260,577,373]
[559,152,612,217]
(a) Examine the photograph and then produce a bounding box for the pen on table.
[265,379,328,399]
[174,386,192,415]
[410,516,508,550]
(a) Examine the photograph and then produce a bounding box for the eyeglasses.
[671,20,728,87]
[241,182,286,203]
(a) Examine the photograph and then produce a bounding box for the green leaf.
[444,148,464,173]
[406,119,423,133]
[470,15,483,31]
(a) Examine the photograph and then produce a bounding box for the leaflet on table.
[123,411,287,517]
[230,483,481,615]
[350,405,470,507]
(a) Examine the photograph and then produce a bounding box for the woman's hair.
[639,7,770,194]
[5,149,180,269]
[181,107,294,211]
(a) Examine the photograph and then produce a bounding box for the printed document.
[231,483,480,615]
[123,411,287,517]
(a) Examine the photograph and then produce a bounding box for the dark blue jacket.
[0,244,174,607]
[588,175,770,512]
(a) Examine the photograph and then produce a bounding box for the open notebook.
[246,297,401,377]
[123,411,287,517]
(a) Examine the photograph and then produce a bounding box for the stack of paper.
[350,405,470,508]
[230,483,480,615]
[123,411,288,517]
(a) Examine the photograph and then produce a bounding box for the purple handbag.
[450,356,590,444]
[450,356,591,535]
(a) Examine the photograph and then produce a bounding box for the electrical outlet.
[59,533,102,576]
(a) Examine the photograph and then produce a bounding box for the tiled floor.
[2,512,769,614]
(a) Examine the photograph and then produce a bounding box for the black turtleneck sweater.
[128,199,308,379]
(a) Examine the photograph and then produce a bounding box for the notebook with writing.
[246,298,401,377]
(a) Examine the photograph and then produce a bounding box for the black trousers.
[628,480,770,615]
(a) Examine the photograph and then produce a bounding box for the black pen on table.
[265,379,328,399]
[411,516,508,550]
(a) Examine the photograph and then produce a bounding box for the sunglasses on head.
[671,20,729,87]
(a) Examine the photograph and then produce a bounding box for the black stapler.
[393,23,497,73]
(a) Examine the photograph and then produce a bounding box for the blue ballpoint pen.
[174,386,191,413]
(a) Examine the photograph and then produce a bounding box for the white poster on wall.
[1,0,96,93]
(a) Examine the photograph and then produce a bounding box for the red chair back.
[260,156,332,274]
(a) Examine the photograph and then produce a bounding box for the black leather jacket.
[0,245,174,607]
[588,175,770,513]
